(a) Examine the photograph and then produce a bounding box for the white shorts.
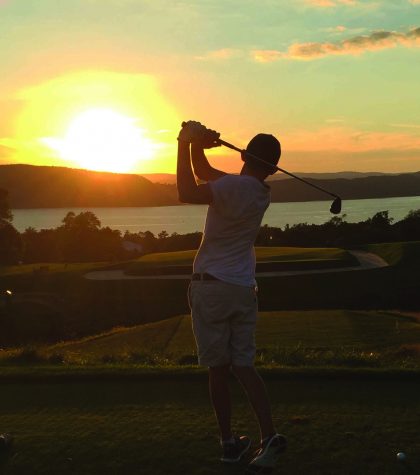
[188,280,258,367]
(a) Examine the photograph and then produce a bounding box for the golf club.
[181,122,342,214]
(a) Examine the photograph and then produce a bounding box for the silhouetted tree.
[395,209,420,241]
[62,211,101,231]
[56,211,121,262]
[22,227,59,263]
[0,221,22,264]
[0,188,13,222]
[0,189,21,264]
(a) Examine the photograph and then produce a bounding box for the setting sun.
[9,70,180,174]
[43,108,156,173]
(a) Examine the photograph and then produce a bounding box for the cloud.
[390,123,420,130]
[195,48,243,61]
[283,126,420,153]
[284,149,420,173]
[304,0,357,6]
[253,27,420,61]
[326,25,347,32]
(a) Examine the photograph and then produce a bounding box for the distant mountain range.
[142,171,393,184]
[1,164,419,209]
[0,165,177,208]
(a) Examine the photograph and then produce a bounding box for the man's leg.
[208,364,232,442]
[231,365,276,441]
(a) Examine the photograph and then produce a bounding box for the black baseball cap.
[244,133,281,174]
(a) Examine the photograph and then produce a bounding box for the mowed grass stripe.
[39,310,420,363]
[47,316,183,358]
[126,246,355,275]
[0,379,419,474]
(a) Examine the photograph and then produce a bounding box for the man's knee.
[209,363,231,378]
[231,364,256,379]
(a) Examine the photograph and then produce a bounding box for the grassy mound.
[8,310,418,368]
[126,246,356,275]
[365,240,420,267]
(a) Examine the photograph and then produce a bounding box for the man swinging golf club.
[177,120,287,473]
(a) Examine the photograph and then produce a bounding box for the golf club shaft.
[217,139,340,200]
[180,122,340,201]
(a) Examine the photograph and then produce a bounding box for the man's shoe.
[0,433,13,452]
[246,433,287,473]
[220,435,251,463]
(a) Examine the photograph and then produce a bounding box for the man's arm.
[191,143,227,182]
[177,141,213,204]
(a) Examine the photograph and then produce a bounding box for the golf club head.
[330,197,342,214]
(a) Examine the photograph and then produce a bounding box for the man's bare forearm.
[177,141,212,204]
[191,144,226,182]
[177,141,197,201]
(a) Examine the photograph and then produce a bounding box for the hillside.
[0,164,178,208]
[267,171,393,181]
[40,309,420,365]
[1,164,419,208]
[269,171,420,202]
[143,171,392,183]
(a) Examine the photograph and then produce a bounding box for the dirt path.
[84,251,389,281]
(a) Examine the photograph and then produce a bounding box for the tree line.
[1,188,420,264]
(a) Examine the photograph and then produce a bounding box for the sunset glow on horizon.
[42,108,157,173]
[0,0,419,175]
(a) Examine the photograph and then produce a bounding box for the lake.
[11,195,420,235]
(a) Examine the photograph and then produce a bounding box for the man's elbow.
[177,189,195,203]
[177,189,211,205]
[177,192,190,203]
[192,164,211,182]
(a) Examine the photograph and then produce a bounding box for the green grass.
[0,378,419,474]
[0,262,110,277]
[255,246,352,262]
[136,247,352,265]
[365,240,420,267]
[125,246,355,275]
[6,310,417,368]
[1,243,418,352]
[133,249,196,266]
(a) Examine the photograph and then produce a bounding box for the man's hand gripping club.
[178,120,221,149]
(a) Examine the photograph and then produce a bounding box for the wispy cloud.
[304,0,358,7]
[391,123,420,129]
[195,48,243,61]
[284,126,420,153]
[253,26,420,61]
[324,25,347,32]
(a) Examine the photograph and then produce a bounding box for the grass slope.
[126,246,356,275]
[29,310,420,368]
[0,379,419,474]
[132,246,352,266]
[0,262,108,277]
[365,240,420,267]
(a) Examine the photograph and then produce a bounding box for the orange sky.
[0,0,419,174]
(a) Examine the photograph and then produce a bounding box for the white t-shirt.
[193,174,270,287]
